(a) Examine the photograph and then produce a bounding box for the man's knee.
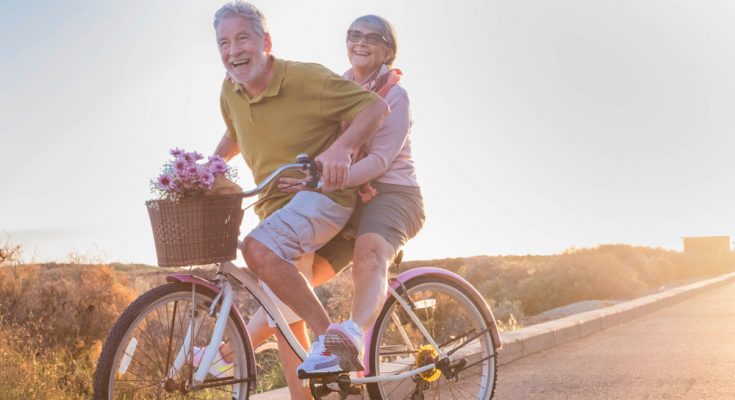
[242,237,270,276]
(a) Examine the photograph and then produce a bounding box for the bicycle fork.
[387,285,446,360]
[167,281,235,387]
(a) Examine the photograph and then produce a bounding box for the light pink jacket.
[343,68,419,188]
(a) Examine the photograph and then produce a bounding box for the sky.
[1,0,734,265]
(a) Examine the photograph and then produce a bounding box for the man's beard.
[232,55,268,86]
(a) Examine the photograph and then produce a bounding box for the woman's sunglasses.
[347,30,388,46]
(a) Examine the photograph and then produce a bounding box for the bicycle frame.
[106,155,500,397]
[165,262,307,389]
[166,263,502,389]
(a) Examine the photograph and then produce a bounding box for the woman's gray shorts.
[316,182,425,274]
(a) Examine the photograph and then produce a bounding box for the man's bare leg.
[242,238,331,335]
[276,321,312,400]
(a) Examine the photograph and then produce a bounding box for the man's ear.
[264,33,272,53]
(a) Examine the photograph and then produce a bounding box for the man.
[211,1,388,397]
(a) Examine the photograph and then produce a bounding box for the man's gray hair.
[214,1,268,36]
[349,15,398,67]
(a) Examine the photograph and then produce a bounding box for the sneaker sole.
[324,329,364,372]
[296,368,344,380]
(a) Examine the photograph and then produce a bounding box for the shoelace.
[311,338,332,356]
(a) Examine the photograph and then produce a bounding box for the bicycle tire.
[366,275,499,400]
[93,282,255,399]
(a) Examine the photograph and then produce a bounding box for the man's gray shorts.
[247,191,353,266]
[247,191,353,326]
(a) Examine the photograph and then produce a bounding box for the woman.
[245,14,424,398]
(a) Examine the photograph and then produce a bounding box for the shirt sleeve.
[346,86,411,187]
[317,68,380,123]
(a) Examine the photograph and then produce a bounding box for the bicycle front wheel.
[367,276,498,400]
[94,282,254,399]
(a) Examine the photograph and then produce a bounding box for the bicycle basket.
[146,194,244,267]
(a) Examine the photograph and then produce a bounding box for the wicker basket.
[146,194,244,267]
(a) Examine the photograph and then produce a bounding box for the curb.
[497,271,735,365]
[252,271,735,399]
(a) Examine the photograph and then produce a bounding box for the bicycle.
[93,155,502,400]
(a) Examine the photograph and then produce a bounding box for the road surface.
[494,282,735,399]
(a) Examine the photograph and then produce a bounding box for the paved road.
[494,282,735,399]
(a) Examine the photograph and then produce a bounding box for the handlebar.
[241,153,320,198]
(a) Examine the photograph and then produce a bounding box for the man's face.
[216,15,271,88]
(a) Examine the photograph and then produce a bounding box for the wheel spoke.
[95,283,252,399]
[368,278,498,400]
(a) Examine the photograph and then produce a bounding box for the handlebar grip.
[296,153,321,188]
[305,161,321,188]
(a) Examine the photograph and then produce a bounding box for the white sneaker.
[324,320,365,372]
[297,335,343,378]
[192,346,233,377]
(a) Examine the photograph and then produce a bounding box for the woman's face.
[347,22,393,74]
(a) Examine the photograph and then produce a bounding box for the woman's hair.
[213,1,268,37]
[349,15,398,67]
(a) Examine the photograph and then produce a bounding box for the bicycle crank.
[309,374,362,400]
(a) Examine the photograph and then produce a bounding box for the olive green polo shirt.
[220,57,380,220]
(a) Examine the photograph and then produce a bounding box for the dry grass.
[0,263,136,399]
[0,242,732,398]
[403,244,735,326]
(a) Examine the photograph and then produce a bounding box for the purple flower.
[152,148,238,200]
[208,159,228,175]
[183,151,204,163]
[208,155,224,164]
[157,173,176,192]
[173,157,187,172]
[200,172,215,188]
[179,177,194,189]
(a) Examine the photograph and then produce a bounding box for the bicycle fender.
[364,267,502,376]
[166,273,221,292]
[165,274,257,391]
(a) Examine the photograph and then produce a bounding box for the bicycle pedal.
[309,381,332,398]
[309,373,360,393]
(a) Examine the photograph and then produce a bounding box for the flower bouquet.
[146,149,244,267]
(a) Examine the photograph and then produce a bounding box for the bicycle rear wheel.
[367,276,498,400]
[94,282,254,399]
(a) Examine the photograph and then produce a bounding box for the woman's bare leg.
[350,233,395,331]
[246,307,276,348]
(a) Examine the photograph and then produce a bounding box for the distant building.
[682,236,731,255]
